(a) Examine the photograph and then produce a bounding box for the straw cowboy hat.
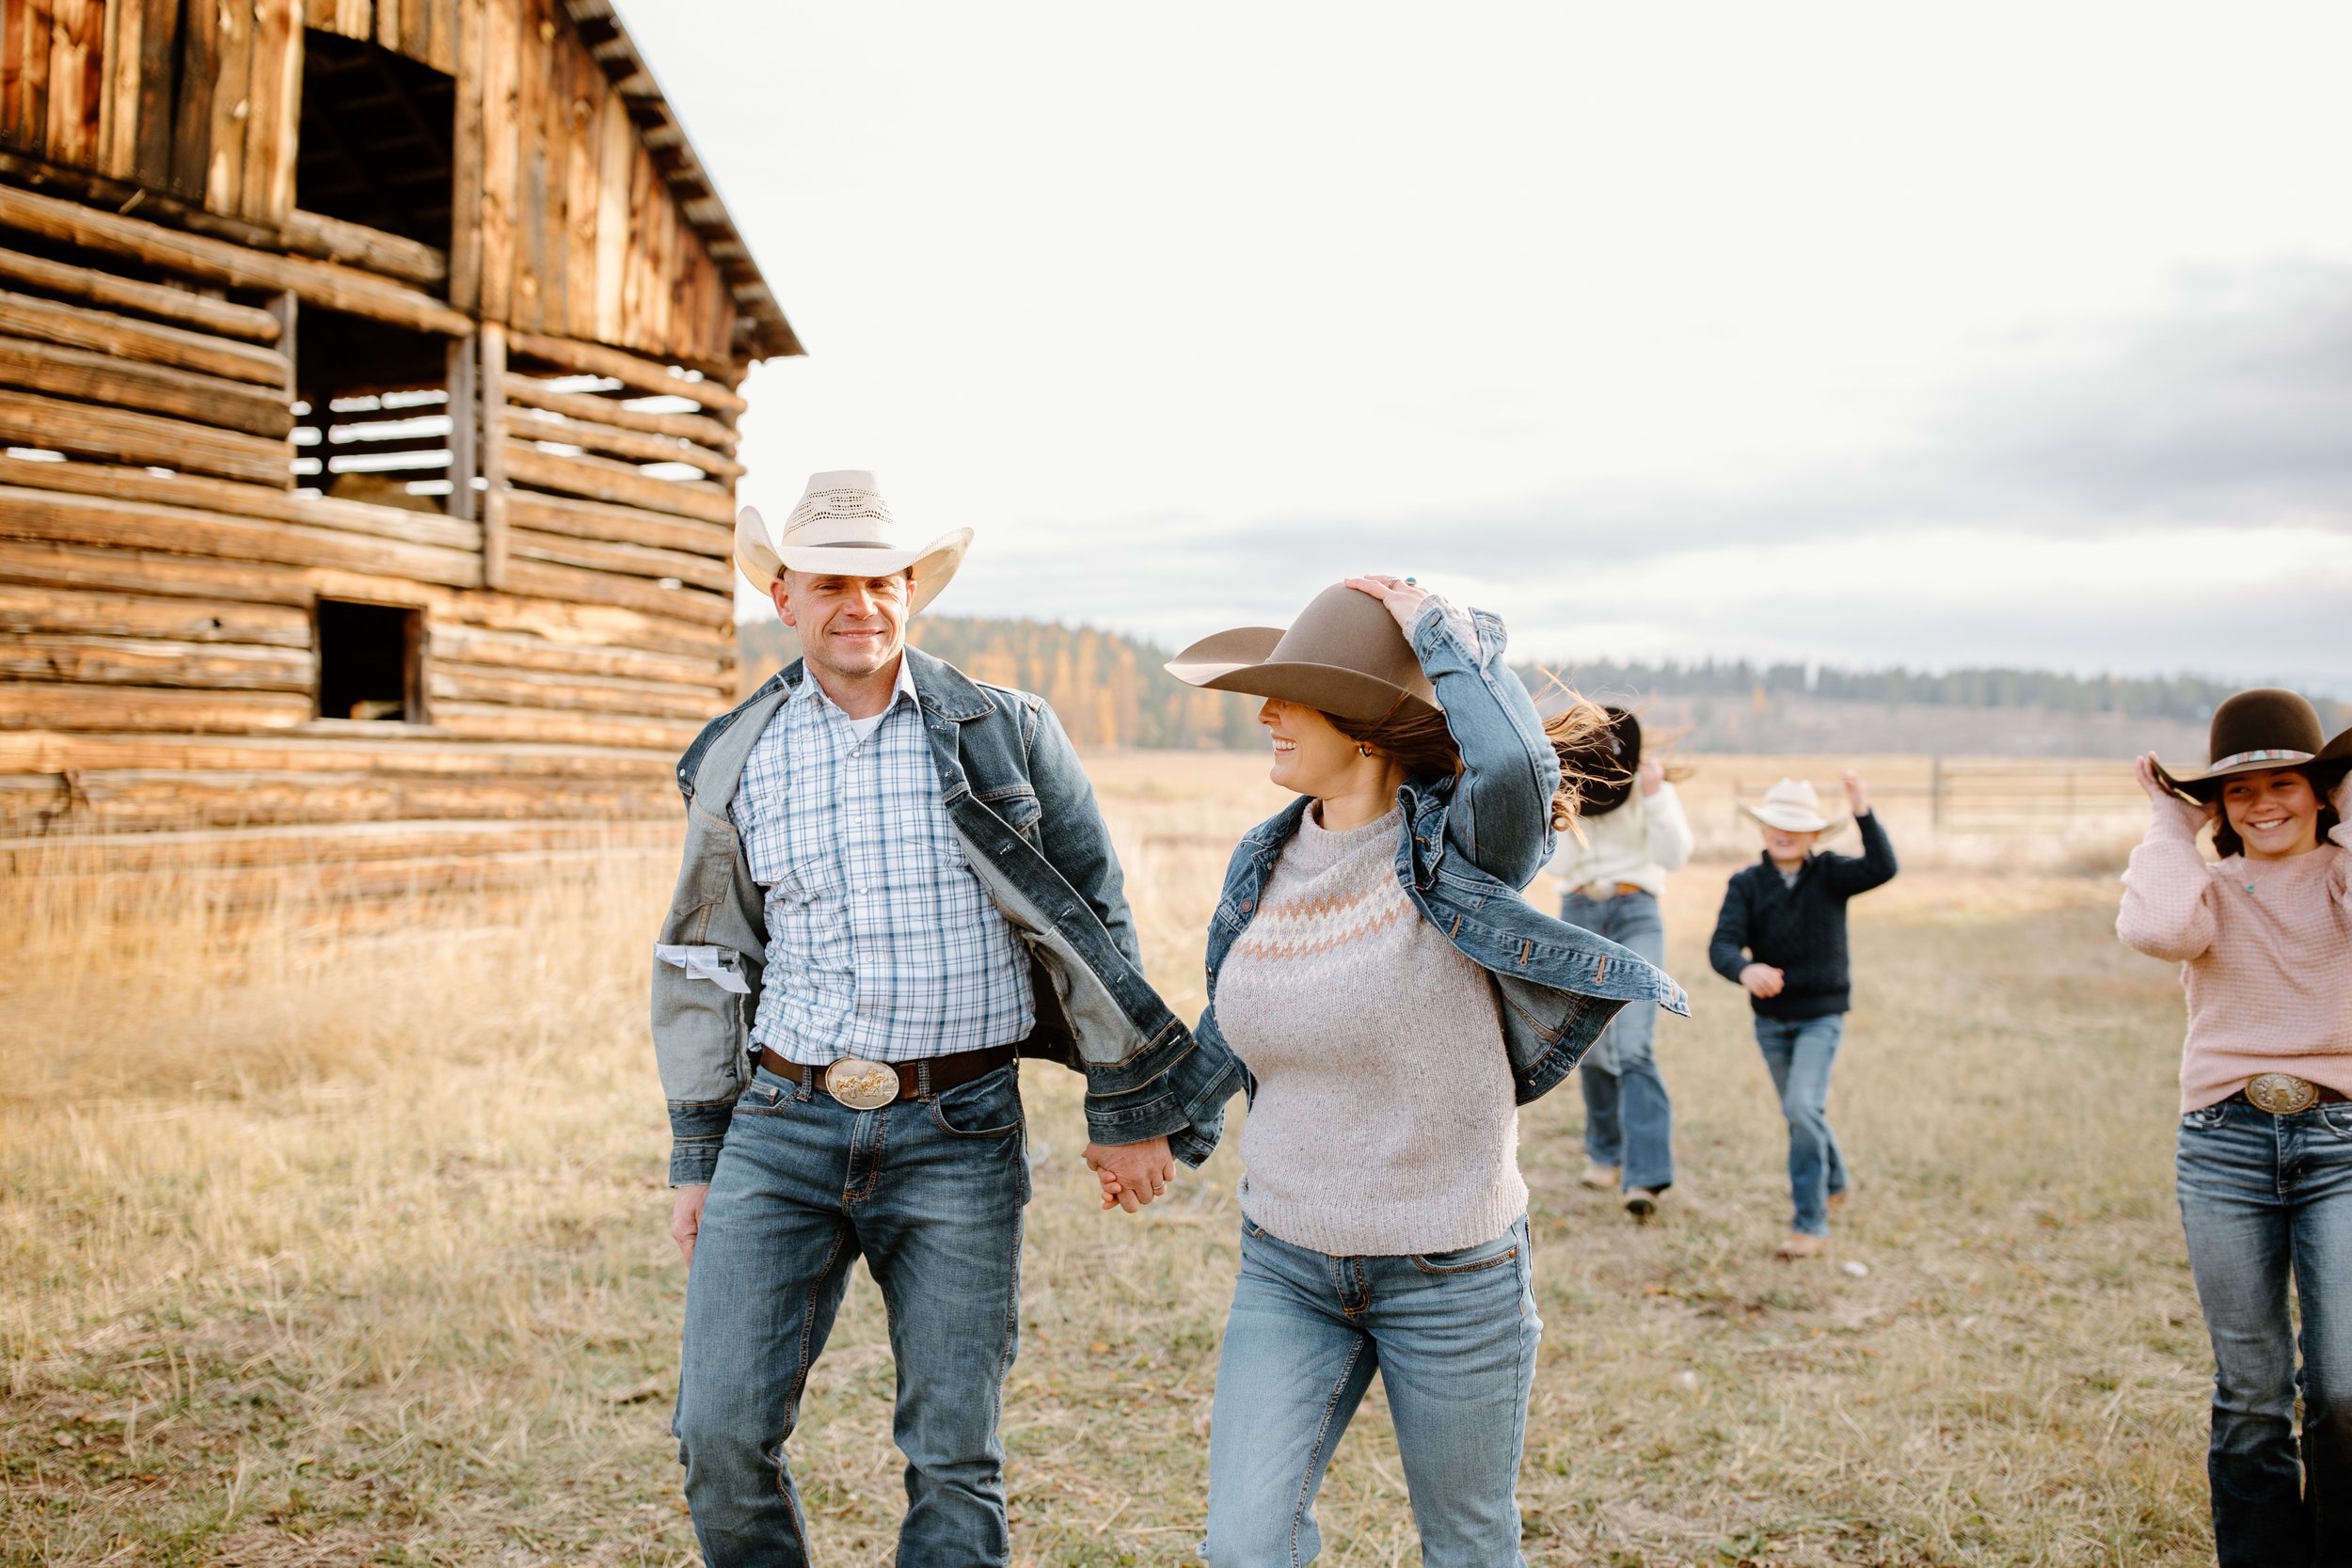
[734,470,972,615]
[2153,688,2331,802]
[1164,582,1437,723]
[1561,705,1641,816]
[1740,778,1849,836]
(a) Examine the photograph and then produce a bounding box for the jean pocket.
[929,1066,1024,1139]
[2318,1103,2352,1141]
[734,1072,792,1116]
[1410,1234,1522,1276]
[2180,1102,2230,1132]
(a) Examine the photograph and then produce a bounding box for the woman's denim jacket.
[1200,600,1689,1106]
[651,648,1241,1185]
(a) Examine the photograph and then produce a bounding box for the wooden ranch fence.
[1728,758,2147,834]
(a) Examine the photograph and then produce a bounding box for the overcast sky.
[620,3,2352,689]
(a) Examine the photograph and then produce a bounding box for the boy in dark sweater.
[1708,769,1898,1258]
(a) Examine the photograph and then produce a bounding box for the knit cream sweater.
[1215,805,1526,1256]
[2117,809,2352,1111]
[1546,781,1695,897]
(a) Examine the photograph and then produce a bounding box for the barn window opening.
[295,30,456,251]
[294,309,466,513]
[316,601,421,723]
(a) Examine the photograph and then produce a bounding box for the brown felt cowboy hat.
[1560,705,1641,816]
[2153,688,2331,802]
[1164,582,1437,722]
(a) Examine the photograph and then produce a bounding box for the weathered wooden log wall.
[0,0,770,366]
[0,0,777,888]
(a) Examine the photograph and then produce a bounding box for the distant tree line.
[739,617,1259,749]
[1521,658,2349,732]
[741,619,2346,749]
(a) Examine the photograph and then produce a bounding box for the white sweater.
[1215,806,1526,1257]
[1547,782,1695,897]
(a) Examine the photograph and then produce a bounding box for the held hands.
[1345,575,1431,636]
[2135,753,2214,834]
[1084,1137,1177,1214]
[1839,768,1869,816]
[1740,962,1786,999]
[1637,758,1665,797]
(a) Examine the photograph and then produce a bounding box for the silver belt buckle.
[824,1057,900,1111]
[2247,1073,2320,1115]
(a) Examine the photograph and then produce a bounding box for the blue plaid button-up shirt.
[729,657,1036,1065]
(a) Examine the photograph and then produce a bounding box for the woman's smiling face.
[2219,767,2321,861]
[1258,698,1359,797]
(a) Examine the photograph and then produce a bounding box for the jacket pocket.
[976,785,1042,844]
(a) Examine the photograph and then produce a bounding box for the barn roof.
[562,0,803,364]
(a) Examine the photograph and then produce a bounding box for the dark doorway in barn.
[315,600,423,723]
[295,30,457,251]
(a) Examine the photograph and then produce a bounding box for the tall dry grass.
[1,752,2213,1565]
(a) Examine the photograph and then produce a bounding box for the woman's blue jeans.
[1752,1014,1849,1235]
[1203,1214,1541,1568]
[1560,890,1674,1192]
[672,1062,1030,1568]
[2177,1096,2352,1568]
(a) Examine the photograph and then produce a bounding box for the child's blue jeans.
[1753,1014,1849,1235]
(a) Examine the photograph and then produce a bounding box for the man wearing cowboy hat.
[652,471,1238,1566]
[1708,770,1898,1259]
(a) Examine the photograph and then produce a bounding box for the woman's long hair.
[1327,688,1614,838]
[2208,763,2345,858]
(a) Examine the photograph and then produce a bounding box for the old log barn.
[0,0,797,894]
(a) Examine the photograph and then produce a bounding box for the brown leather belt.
[1575,881,1649,900]
[757,1043,1015,1110]
[2229,1074,2349,1116]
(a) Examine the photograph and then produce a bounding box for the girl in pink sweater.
[2117,688,2352,1568]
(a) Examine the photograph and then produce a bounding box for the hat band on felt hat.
[2209,748,2313,770]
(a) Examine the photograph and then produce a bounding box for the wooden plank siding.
[0,0,747,368]
[0,0,771,865]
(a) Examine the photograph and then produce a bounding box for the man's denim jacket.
[1199,601,1690,1106]
[651,648,1241,1185]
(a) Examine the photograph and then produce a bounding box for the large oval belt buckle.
[2247,1073,2320,1116]
[824,1058,900,1111]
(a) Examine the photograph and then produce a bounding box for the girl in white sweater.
[1548,707,1693,1218]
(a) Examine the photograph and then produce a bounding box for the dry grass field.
[1,752,2216,1566]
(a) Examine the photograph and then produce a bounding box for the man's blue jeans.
[1752,1014,1849,1236]
[673,1062,1029,1568]
[2176,1096,2352,1568]
[1560,890,1674,1192]
[1202,1214,1541,1568]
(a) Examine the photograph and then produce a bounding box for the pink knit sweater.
[2117,808,2352,1111]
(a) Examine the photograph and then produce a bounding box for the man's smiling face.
[772,568,913,683]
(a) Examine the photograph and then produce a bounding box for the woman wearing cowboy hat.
[1548,707,1696,1221]
[1706,770,1899,1259]
[1133,575,1683,1567]
[2120,689,2352,1567]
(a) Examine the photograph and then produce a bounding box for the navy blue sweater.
[1708,813,1899,1020]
